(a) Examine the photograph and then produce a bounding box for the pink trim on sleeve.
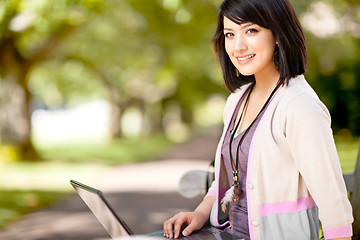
[204,189,216,199]
[323,224,353,239]
[258,196,316,218]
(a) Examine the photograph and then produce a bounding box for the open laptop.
[70,179,241,240]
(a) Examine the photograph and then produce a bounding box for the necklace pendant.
[232,171,241,201]
[232,185,242,202]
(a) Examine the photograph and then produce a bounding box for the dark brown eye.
[246,28,258,34]
[224,32,234,38]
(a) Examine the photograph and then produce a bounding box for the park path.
[0,127,222,240]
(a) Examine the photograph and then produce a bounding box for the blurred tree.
[0,0,226,160]
[1,0,360,162]
[300,0,360,135]
[29,0,226,139]
[0,0,105,160]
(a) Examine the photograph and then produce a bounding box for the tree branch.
[29,24,80,63]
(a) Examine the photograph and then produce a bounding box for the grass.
[37,134,174,166]
[0,134,173,229]
[0,190,65,229]
[335,136,359,174]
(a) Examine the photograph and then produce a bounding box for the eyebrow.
[223,23,255,31]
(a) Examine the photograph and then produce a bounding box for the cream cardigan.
[205,75,353,239]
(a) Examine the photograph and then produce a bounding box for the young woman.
[163,0,353,239]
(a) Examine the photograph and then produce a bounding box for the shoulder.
[281,75,318,103]
[278,75,331,128]
[280,75,329,117]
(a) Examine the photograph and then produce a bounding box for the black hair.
[212,0,307,92]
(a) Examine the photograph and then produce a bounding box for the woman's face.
[223,17,278,78]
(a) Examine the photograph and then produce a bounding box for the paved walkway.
[0,127,222,240]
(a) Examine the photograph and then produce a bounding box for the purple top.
[221,91,266,240]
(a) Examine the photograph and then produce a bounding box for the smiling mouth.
[237,54,255,61]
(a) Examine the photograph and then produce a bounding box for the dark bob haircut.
[212,0,307,92]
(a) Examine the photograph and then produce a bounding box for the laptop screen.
[70,180,134,238]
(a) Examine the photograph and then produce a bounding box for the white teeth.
[238,54,255,61]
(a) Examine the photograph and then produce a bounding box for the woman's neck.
[253,68,280,93]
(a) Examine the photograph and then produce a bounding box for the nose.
[234,34,247,52]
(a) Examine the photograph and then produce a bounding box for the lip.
[236,54,255,64]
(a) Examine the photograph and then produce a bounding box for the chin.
[237,67,255,77]
[241,73,254,77]
[238,71,255,77]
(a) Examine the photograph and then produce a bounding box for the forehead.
[223,16,253,29]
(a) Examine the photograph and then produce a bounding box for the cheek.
[247,37,264,51]
[248,34,276,54]
[224,41,232,56]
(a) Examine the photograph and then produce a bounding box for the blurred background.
[0,0,359,236]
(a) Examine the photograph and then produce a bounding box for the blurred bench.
[343,141,360,195]
[344,141,360,239]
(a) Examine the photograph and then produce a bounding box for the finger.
[182,221,199,237]
[173,218,184,239]
[163,219,175,238]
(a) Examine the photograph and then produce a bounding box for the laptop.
[70,179,241,240]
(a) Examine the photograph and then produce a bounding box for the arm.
[163,90,242,238]
[285,94,353,239]
[163,196,216,239]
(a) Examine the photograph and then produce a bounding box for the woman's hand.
[163,196,216,239]
[163,211,206,239]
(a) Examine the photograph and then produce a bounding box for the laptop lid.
[70,179,134,239]
[71,180,241,240]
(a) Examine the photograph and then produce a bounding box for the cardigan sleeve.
[284,92,353,239]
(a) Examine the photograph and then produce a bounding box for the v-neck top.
[221,88,267,240]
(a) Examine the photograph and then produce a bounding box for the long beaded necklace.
[221,82,281,209]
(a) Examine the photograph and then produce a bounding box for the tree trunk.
[0,37,41,160]
[0,24,79,161]
[17,63,41,160]
[109,100,123,139]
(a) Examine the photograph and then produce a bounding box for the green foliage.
[36,134,173,165]
[26,0,360,136]
[59,0,225,102]
[0,133,173,228]
[0,190,64,228]
[0,145,20,163]
[336,136,359,173]
[1,0,360,155]
[29,59,107,106]
[305,33,360,135]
